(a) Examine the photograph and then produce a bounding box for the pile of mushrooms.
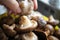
[0,0,60,40]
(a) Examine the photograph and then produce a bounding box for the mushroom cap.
[21,32,38,40]
[14,32,38,40]
[3,24,16,37]
[34,29,50,37]
[27,11,43,21]
[19,0,34,15]
[54,28,60,38]
[48,15,59,25]
[45,24,54,35]
[48,36,59,40]
[14,16,37,33]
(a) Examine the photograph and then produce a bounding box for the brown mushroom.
[34,28,50,37]
[19,0,34,15]
[14,16,37,33]
[47,36,59,40]
[2,24,16,37]
[48,15,59,25]
[27,11,43,21]
[0,16,14,25]
[54,28,60,39]
[0,28,8,40]
[45,24,54,35]
[14,32,38,40]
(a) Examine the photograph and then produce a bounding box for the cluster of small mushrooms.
[0,0,60,40]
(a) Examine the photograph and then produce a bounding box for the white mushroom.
[27,11,43,21]
[45,24,54,35]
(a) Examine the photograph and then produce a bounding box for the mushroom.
[19,0,34,15]
[14,16,37,33]
[54,28,60,39]
[34,28,50,37]
[0,16,14,25]
[34,31,47,40]
[27,11,43,21]
[45,24,54,35]
[2,24,16,37]
[14,32,38,40]
[48,15,59,25]
[37,17,47,27]
[47,36,59,40]
[0,28,8,40]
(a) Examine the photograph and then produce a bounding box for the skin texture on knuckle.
[0,0,21,13]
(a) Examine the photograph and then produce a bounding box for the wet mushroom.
[14,16,37,33]
[37,17,47,27]
[2,24,16,37]
[48,15,59,25]
[35,28,50,37]
[19,0,34,15]
[0,28,8,40]
[14,32,38,40]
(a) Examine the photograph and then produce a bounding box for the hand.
[0,0,38,13]
[33,0,38,10]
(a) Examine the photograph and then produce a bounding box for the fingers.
[1,0,21,13]
[33,0,38,10]
[0,0,38,13]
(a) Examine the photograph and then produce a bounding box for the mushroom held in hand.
[19,0,34,15]
[3,24,16,37]
[14,16,37,33]
[48,15,59,25]
[14,32,38,40]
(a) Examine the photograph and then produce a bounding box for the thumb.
[0,0,21,13]
[33,0,38,10]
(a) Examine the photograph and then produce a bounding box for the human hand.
[33,0,38,10]
[0,0,38,13]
